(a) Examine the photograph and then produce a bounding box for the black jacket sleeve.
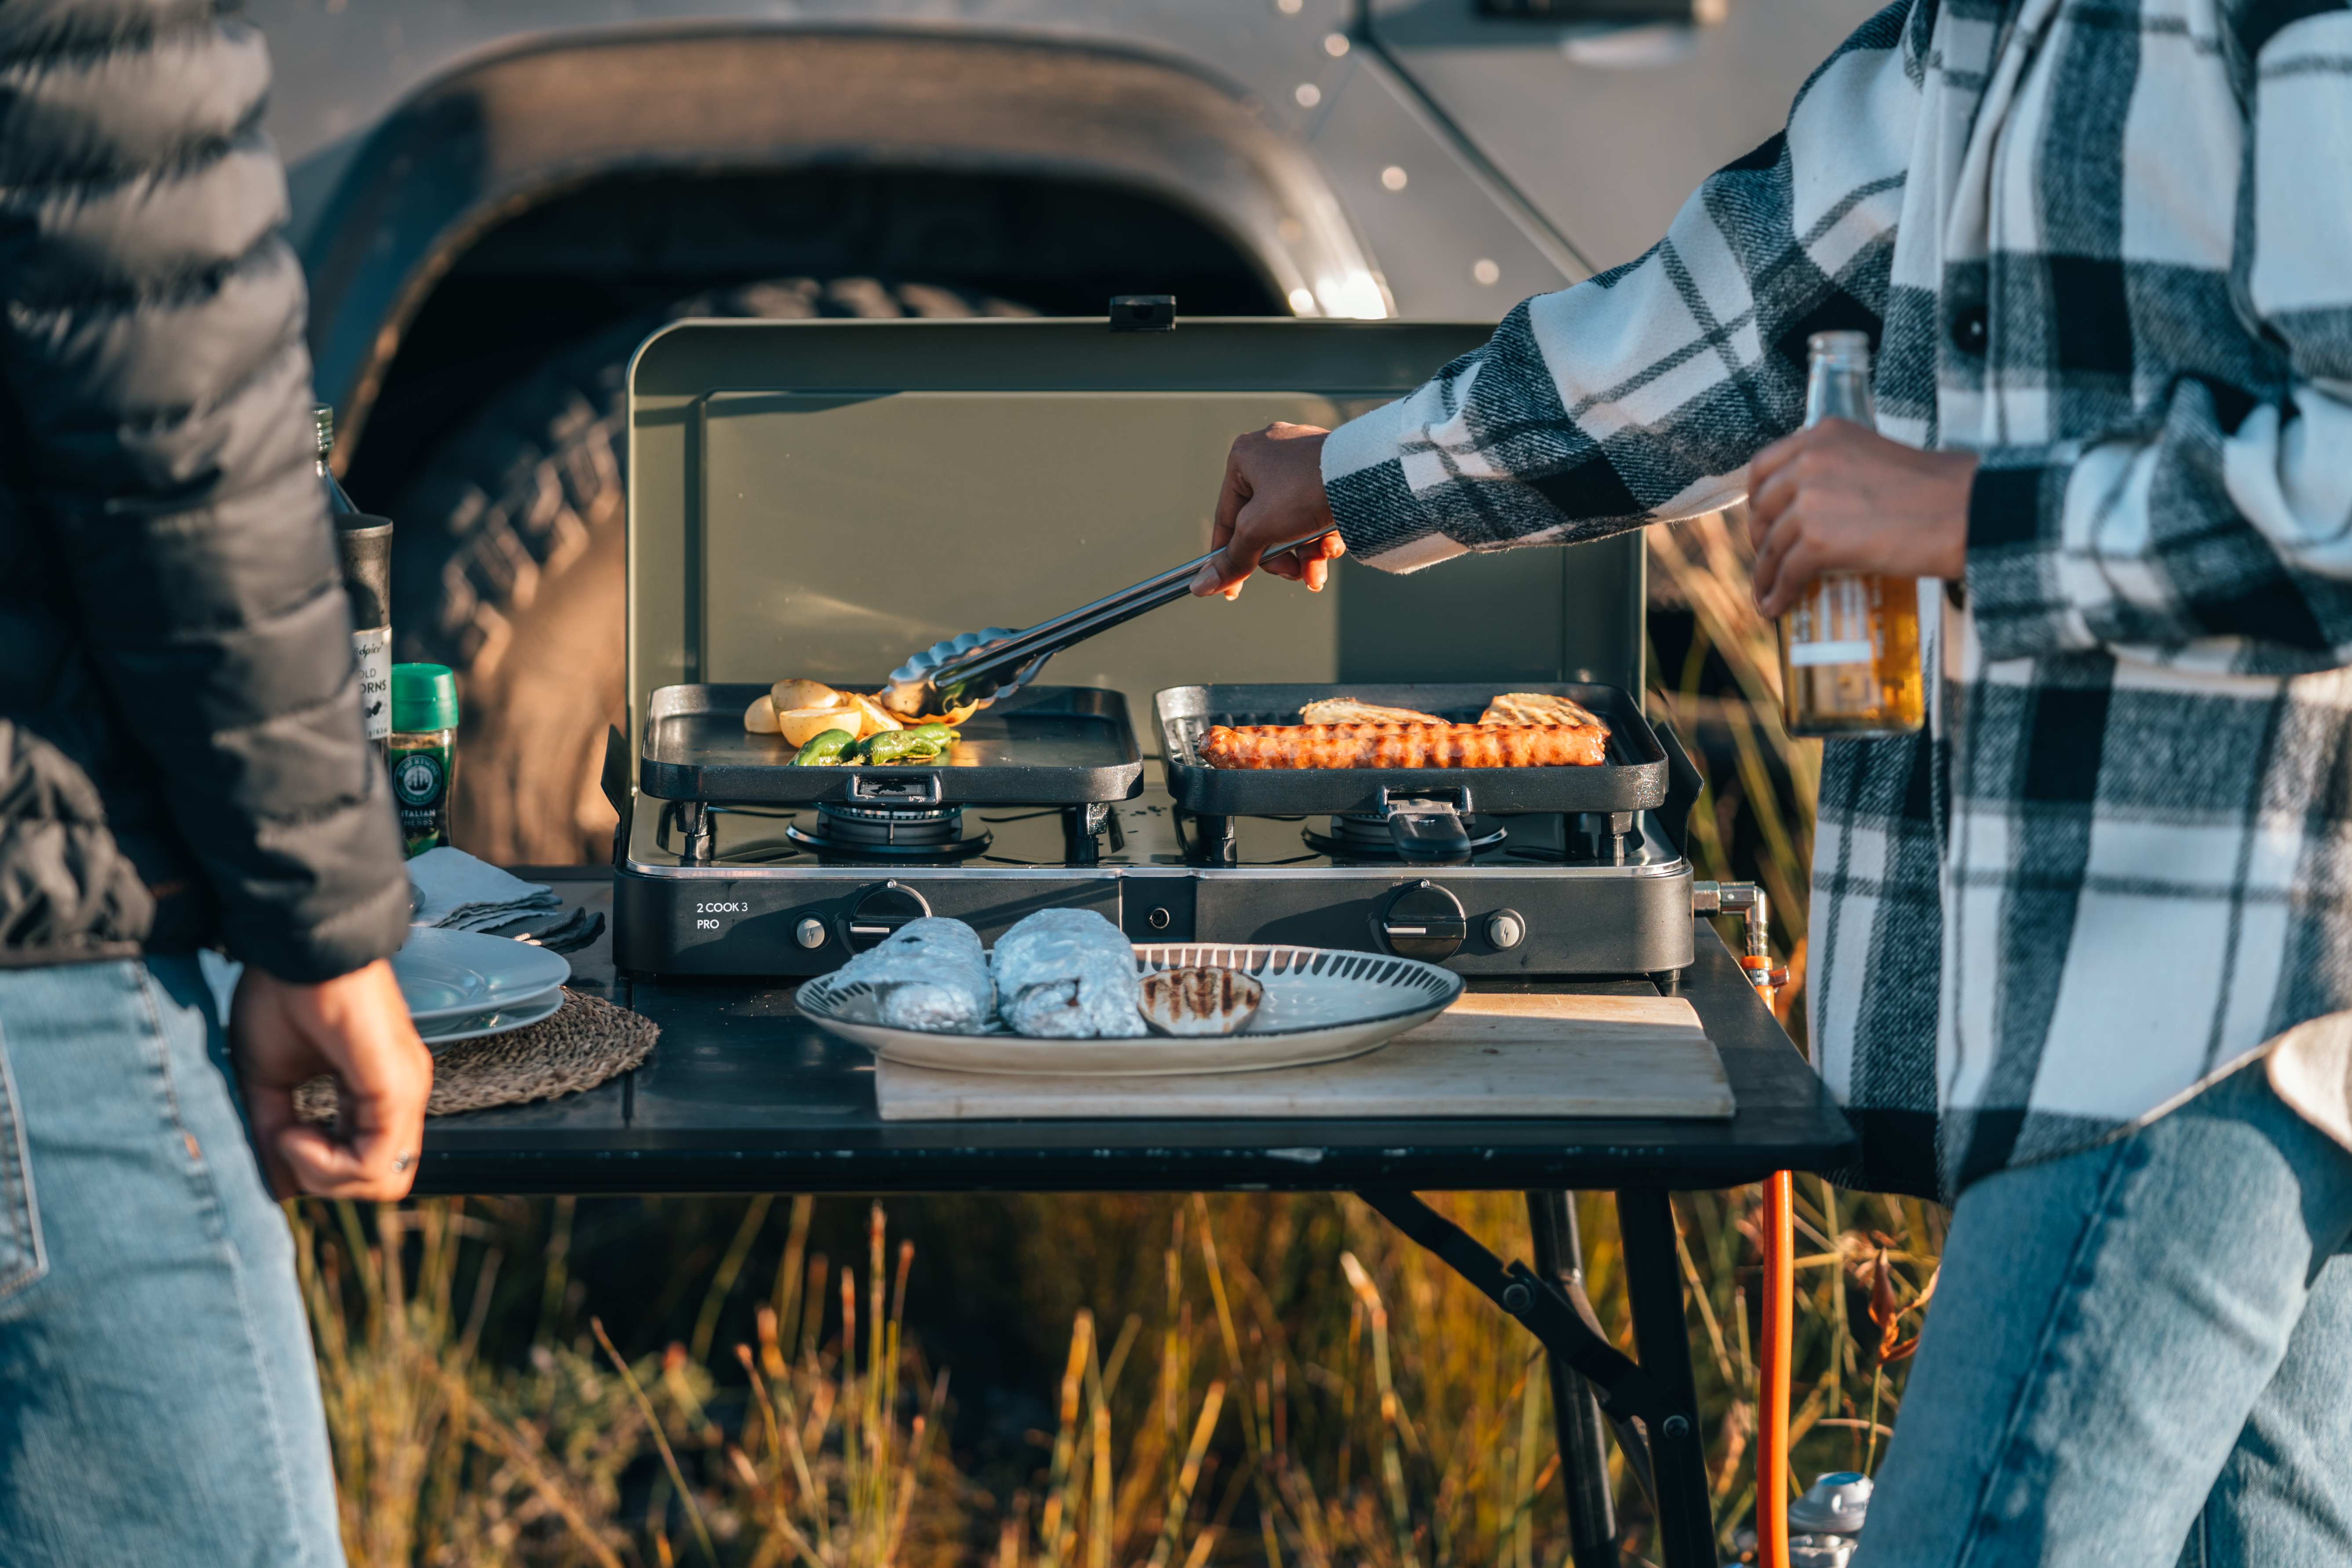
[0,0,408,981]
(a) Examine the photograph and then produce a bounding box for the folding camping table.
[416,869,1854,1568]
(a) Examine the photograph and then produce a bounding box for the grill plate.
[1155,682,1667,816]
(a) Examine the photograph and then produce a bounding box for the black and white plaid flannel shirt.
[1320,0,2352,1200]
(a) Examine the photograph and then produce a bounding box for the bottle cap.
[314,404,336,460]
[391,663,459,732]
[1806,330,1872,365]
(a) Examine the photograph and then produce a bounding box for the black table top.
[415,872,1854,1196]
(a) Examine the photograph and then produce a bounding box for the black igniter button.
[1375,880,1467,961]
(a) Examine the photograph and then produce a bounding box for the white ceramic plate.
[394,927,572,1025]
[798,943,1464,1076]
[415,986,565,1050]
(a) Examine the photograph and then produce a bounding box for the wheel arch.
[302,23,1392,453]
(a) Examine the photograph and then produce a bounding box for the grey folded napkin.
[408,846,561,931]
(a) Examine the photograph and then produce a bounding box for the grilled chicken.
[1138,966,1265,1036]
[1298,697,1448,726]
[1479,692,1610,732]
[1200,722,1607,769]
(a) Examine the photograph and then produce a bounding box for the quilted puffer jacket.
[0,0,407,980]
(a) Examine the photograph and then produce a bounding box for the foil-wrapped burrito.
[991,908,1146,1038]
[831,917,993,1033]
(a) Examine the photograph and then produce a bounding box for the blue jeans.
[0,957,344,1567]
[1860,1062,2352,1567]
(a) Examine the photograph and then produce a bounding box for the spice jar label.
[355,627,392,741]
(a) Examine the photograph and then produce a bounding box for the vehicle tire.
[389,278,1034,865]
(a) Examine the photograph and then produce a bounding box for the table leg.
[1525,1192,1619,1568]
[1615,1186,1717,1568]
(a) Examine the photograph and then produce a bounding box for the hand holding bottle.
[1755,332,1966,738]
[1746,418,1975,619]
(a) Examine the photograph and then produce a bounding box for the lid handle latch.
[1109,295,1176,332]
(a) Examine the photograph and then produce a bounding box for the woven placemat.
[295,989,657,1122]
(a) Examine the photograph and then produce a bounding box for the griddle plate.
[642,684,1142,804]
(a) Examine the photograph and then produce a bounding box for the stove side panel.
[1192,869,1695,977]
[616,869,1124,977]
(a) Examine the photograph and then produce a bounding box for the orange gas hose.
[1727,890,1796,1567]
[1758,1169,1795,1568]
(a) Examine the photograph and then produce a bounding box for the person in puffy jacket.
[0,0,429,1557]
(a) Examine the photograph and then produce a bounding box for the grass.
[296,1187,1941,1567]
[295,513,1944,1564]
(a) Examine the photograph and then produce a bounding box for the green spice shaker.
[389,663,459,857]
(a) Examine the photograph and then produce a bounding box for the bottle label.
[1788,638,1876,667]
[354,626,392,741]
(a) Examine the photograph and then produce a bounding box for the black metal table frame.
[419,893,1853,1568]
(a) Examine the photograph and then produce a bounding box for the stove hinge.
[1061,801,1124,865]
[677,800,715,865]
[1568,810,1636,864]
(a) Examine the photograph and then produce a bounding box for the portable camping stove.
[614,680,1702,980]
[614,317,1703,985]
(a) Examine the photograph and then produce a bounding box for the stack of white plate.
[392,927,573,1049]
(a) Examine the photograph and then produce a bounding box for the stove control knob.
[1485,910,1527,951]
[1375,881,1466,962]
[840,880,932,952]
[795,917,828,950]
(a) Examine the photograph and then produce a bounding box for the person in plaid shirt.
[1199,0,2352,1556]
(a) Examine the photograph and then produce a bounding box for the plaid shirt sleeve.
[1321,0,1925,574]
[1965,5,2352,675]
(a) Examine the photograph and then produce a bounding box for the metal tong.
[883,530,1334,714]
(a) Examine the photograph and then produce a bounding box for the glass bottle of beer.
[316,405,394,758]
[1775,332,1926,737]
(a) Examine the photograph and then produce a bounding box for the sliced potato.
[771,679,843,713]
[877,680,931,718]
[743,693,781,733]
[848,693,902,739]
[777,706,853,748]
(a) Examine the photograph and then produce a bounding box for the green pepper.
[859,730,926,766]
[904,724,958,752]
[791,729,857,766]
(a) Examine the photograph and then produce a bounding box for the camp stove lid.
[623,319,1648,795]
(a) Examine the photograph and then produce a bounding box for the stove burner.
[1303,813,1508,860]
[785,801,992,860]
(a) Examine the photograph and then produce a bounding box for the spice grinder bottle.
[1774,332,1926,737]
[317,405,394,757]
[389,663,459,858]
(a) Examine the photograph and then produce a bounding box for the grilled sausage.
[1199,722,1608,769]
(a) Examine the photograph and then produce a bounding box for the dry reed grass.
[298,1182,1939,1565]
[294,512,1943,1564]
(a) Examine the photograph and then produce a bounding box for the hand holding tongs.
[881,531,1335,715]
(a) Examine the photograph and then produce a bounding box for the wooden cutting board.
[872,992,1734,1121]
